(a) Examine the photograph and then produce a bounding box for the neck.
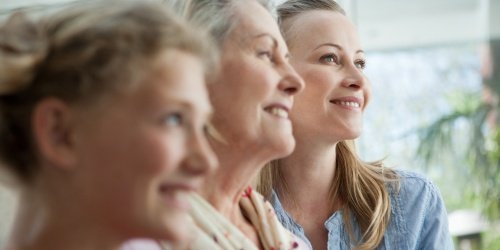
[277,137,342,216]
[201,142,268,217]
[199,139,271,243]
[7,185,122,250]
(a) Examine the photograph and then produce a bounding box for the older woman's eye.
[163,112,183,127]
[320,54,339,64]
[257,50,274,62]
[355,59,366,70]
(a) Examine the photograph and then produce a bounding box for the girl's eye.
[164,113,183,127]
[320,54,339,64]
[355,59,366,70]
[203,124,209,134]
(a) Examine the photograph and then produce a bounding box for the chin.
[159,220,191,244]
[334,125,363,141]
[147,210,191,244]
[350,128,363,139]
[269,136,296,159]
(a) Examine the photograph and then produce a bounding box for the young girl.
[0,1,217,249]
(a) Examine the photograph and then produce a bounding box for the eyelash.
[257,50,275,63]
[355,59,366,70]
[320,54,366,70]
[163,112,183,127]
[320,54,339,64]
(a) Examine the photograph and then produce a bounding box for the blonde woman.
[0,1,217,249]
[257,0,454,249]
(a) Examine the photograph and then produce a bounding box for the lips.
[264,104,290,119]
[329,96,362,109]
[159,184,196,210]
[330,100,360,108]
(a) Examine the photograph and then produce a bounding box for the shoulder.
[389,168,446,214]
[386,169,453,249]
[390,169,442,200]
[394,168,433,185]
[388,169,445,213]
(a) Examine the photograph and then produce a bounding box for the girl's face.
[70,50,217,243]
[209,0,304,158]
[286,10,371,143]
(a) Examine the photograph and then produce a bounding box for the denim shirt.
[271,170,455,250]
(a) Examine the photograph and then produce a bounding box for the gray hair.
[167,0,273,46]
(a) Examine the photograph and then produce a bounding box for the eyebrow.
[251,33,292,59]
[313,43,364,54]
[167,98,213,120]
[252,33,278,49]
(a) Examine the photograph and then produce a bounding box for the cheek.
[222,56,277,96]
[295,79,331,109]
[363,79,372,110]
[138,137,185,176]
[302,66,335,89]
[294,62,334,94]
[211,67,275,115]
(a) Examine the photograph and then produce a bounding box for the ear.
[32,98,77,170]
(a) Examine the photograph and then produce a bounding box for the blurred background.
[1,0,499,249]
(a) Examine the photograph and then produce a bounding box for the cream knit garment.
[186,187,307,250]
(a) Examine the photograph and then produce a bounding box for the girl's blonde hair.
[256,1,399,249]
[0,0,215,184]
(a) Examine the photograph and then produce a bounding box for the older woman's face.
[209,0,304,157]
[70,50,216,243]
[286,10,371,142]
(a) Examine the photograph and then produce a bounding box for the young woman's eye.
[355,59,366,70]
[163,112,183,127]
[320,54,339,64]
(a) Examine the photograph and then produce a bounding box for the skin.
[199,0,304,246]
[277,10,370,250]
[7,50,217,250]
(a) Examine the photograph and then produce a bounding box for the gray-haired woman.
[166,0,309,249]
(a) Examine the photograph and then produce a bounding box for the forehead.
[138,50,211,112]
[289,10,361,51]
[229,1,282,43]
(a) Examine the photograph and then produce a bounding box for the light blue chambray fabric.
[271,169,455,250]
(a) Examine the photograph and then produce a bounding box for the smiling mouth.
[264,106,289,118]
[159,185,194,209]
[330,100,361,108]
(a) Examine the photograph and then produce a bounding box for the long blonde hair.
[256,1,399,249]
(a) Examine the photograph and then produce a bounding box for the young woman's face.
[286,10,371,142]
[208,0,304,157]
[71,50,217,243]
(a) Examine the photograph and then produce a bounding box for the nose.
[341,64,367,89]
[183,130,218,176]
[277,62,305,96]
